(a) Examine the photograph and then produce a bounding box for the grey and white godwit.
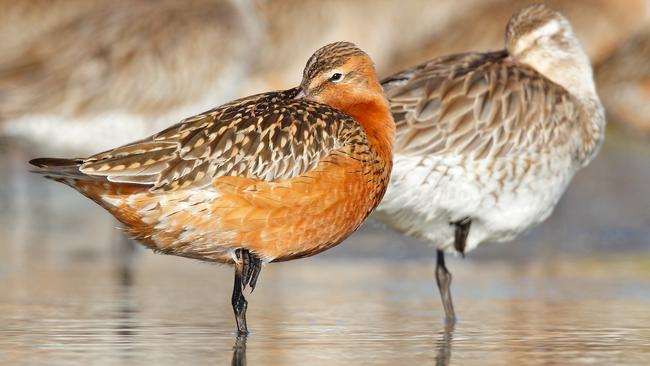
[375,4,605,322]
[30,42,395,334]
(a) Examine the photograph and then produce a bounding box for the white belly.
[375,153,576,253]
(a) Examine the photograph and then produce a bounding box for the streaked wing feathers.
[382,51,579,159]
[80,88,364,191]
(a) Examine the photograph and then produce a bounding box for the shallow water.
[1,127,650,365]
[1,256,649,365]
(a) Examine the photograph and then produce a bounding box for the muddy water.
[1,125,650,365]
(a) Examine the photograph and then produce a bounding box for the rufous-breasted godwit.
[375,4,605,322]
[30,42,395,335]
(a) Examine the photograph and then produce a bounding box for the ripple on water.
[0,256,649,366]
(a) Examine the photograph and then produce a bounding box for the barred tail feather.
[28,157,91,181]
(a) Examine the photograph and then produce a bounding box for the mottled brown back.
[381,51,584,160]
[78,87,371,191]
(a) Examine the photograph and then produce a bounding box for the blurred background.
[1,1,649,365]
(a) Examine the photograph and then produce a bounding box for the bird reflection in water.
[435,323,455,366]
[231,335,247,366]
[113,272,139,364]
[228,324,454,366]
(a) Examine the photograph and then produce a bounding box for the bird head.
[505,4,597,99]
[296,41,386,112]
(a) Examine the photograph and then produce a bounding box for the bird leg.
[435,249,456,323]
[435,217,470,321]
[232,249,262,335]
[452,217,471,256]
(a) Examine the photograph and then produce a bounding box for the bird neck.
[516,48,605,165]
[539,54,597,101]
[342,92,395,162]
[514,40,606,165]
[512,39,598,102]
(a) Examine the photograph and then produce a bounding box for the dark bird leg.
[452,217,471,257]
[232,249,263,335]
[232,263,248,335]
[436,249,456,323]
[436,218,470,322]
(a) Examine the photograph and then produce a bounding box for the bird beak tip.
[294,89,307,100]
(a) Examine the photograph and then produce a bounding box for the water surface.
[1,255,649,365]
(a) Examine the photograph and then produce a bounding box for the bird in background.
[0,0,260,153]
[245,0,483,92]
[30,42,395,335]
[595,26,650,137]
[375,4,605,322]
[386,0,647,73]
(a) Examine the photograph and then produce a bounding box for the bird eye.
[329,72,344,82]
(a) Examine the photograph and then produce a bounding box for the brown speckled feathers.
[302,42,366,82]
[78,87,371,191]
[30,41,394,266]
[382,51,591,162]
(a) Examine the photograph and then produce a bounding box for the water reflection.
[0,255,649,364]
[228,323,455,366]
[232,336,247,366]
[113,285,138,364]
[228,321,456,366]
[435,323,454,366]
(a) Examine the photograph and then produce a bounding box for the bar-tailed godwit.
[30,42,394,334]
[375,4,605,322]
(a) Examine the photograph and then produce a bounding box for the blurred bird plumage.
[0,0,261,153]
[375,4,605,321]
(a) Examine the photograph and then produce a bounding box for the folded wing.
[382,51,580,160]
[79,87,366,191]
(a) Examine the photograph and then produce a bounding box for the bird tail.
[28,157,90,181]
[28,157,155,247]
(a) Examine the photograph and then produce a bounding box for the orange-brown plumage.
[30,42,393,334]
[69,147,384,263]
